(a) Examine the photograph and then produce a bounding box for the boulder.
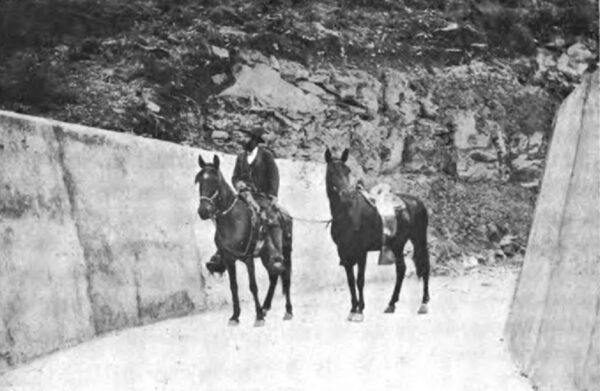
[211,73,228,85]
[452,111,489,149]
[236,49,269,66]
[535,47,557,76]
[381,68,419,123]
[419,94,439,119]
[220,63,324,114]
[557,43,595,77]
[500,234,520,257]
[330,69,382,118]
[210,46,229,59]
[458,162,498,182]
[469,150,497,163]
[210,130,230,140]
[278,59,310,82]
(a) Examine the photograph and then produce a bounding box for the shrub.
[0,0,156,59]
[427,176,534,253]
[476,6,537,56]
[0,51,76,110]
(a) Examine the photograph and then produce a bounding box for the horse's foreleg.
[385,249,406,314]
[344,263,358,321]
[227,261,240,325]
[282,262,293,320]
[262,272,278,314]
[246,259,265,327]
[355,254,367,321]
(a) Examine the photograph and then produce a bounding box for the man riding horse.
[205,126,285,275]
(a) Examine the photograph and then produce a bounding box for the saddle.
[242,197,290,258]
[359,183,407,266]
[360,183,406,238]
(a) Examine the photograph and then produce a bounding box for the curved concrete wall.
[505,71,599,391]
[0,111,393,370]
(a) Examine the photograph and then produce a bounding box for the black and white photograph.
[0,0,598,390]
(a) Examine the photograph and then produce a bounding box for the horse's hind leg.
[226,261,241,326]
[385,240,407,314]
[413,238,430,315]
[245,259,265,327]
[260,251,278,314]
[282,253,293,320]
[418,272,430,315]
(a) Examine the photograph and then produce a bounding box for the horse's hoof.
[347,313,355,322]
[228,319,240,326]
[283,312,293,321]
[384,306,395,314]
[351,313,364,323]
[254,319,266,327]
[417,303,429,315]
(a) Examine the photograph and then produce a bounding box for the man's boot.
[206,251,226,274]
[267,226,286,273]
[265,203,286,274]
[378,244,396,265]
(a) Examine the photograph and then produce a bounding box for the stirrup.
[206,253,226,274]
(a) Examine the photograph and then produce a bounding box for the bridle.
[326,160,364,224]
[199,175,260,259]
[327,160,354,198]
[199,187,220,205]
[199,178,237,217]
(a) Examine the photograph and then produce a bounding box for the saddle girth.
[215,198,263,260]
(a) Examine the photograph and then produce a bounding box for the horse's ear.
[213,154,220,169]
[198,154,206,168]
[341,148,349,163]
[325,148,332,163]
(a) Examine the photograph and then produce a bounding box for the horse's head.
[195,154,223,220]
[324,148,352,201]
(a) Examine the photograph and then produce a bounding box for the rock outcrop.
[205,51,558,187]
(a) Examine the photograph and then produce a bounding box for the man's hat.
[241,126,265,143]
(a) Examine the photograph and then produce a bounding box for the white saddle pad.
[369,183,405,216]
[368,183,406,237]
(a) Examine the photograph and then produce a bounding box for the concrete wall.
[505,71,600,391]
[0,111,394,370]
[0,116,94,370]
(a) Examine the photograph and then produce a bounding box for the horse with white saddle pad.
[325,148,431,320]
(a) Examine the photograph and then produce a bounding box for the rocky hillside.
[1,0,598,270]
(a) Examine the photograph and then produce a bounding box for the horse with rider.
[196,126,293,325]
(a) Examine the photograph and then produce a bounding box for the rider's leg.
[241,191,266,220]
[264,203,285,273]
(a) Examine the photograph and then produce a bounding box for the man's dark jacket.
[232,146,279,198]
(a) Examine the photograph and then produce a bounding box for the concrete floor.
[0,267,531,391]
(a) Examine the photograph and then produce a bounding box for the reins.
[202,178,260,259]
[200,186,237,217]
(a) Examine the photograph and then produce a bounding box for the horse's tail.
[412,202,430,279]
